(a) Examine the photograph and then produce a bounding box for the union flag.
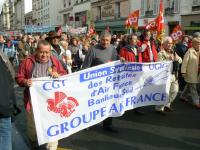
[171,25,184,42]
[156,0,165,42]
[145,18,158,31]
[125,10,139,30]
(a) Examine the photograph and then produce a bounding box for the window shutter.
[141,0,146,16]
[173,0,180,13]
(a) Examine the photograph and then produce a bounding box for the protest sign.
[30,61,172,145]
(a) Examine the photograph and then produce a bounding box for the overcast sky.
[25,0,32,13]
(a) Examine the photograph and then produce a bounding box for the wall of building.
[73,0,91,27]
[120,1,129,18]
[49,0,63,27]
[91,0,129,33]
[15,0,25,31]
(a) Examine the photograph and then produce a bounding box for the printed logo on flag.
[170,25,184,42]
[47,92,79,117]
[146,21,156,29]
[128,17,138,24]
[171,31,183,41]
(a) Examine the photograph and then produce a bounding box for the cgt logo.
[47,92,79,117]
[128,17,138,24]
[171,30,183,41]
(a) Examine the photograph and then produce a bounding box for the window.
[115,2,120,18]
[147,0,153,11]
[141,0,146,16]
[64,0,66,7]
[97,6,101,20]
[69,0,71,6]
[193,0,200,6]
[153,0,159,15]
[145,0,154,16]
[173,0,180,13]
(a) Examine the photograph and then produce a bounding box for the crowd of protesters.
[0,30,200,150]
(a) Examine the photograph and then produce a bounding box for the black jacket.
[0,52,16,117]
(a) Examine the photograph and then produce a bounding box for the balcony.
[145,10,153,17]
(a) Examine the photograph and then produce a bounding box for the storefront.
[91,0,129,34]
[94,18,127,34]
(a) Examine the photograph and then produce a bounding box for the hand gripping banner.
[30,61,172,145]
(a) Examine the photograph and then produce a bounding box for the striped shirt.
[32,59,52,78]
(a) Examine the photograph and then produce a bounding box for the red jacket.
[119,45,142,62]
[15,55,66,111]
[141,40,158,62]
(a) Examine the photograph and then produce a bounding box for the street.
[13,84,200,150]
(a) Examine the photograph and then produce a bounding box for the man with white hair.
[155,36,182,115]
[193,32,200,38]
[181,37,200,108]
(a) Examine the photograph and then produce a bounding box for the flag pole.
[129,28,133,34]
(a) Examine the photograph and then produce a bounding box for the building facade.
[133,0,181,35]
[180,0,200,34]
[131,0,200,36]
[25,11,33,26]
[59,0,91,28]
[0,2,10,31]
[9,0,15,30]
[14,0,25,31]
[73,0,91,28]
[32,0,63,27]
[0,0,198,35]
[59,0,76,27]
[91,0,130,33]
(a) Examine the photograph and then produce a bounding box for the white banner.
[30,61,172,145]
[66,25,87,34]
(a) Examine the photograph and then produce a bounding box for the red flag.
[171,25,184,42]
[125,10,139,29]
[156,0,165,41]
[145,18,158,31]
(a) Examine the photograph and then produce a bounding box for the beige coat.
[181,47,200,83]
[158,50,182,63]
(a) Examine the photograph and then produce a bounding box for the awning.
[183,26,200,30]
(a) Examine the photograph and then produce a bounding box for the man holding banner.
[119,34,145,115]
[82,31,119,132]
[155,36,182,115]
[15,40,66,150]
